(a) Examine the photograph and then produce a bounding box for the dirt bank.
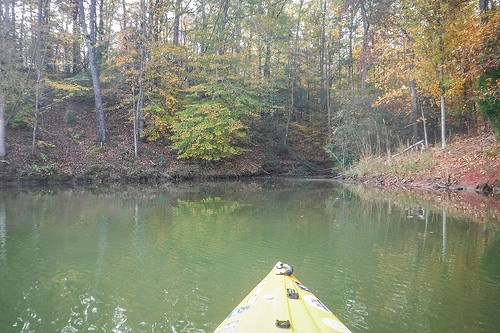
[0,92,332,186]
[344,132,500,195]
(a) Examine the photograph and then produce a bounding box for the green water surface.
[0,179,499,333]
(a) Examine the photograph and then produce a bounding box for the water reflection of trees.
[347,183,500,221]
[0,201,6,266]
[339,185,499,332]
[1,180,499,332]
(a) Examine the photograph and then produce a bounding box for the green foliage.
[8,102,34,128]
[278,144,290,156]
[263,147,279,170]
[289,164,314,176]
[67,70,92,85]
[327,98,366,169]
[171,101,246,161]
[30,151,57,176]
[46,78,90,96]
[169,81,263,161]
[155,154,168,167]
[64,109,77,124]
[3,0,495,177]
[142,104,174,142]
[483,144,500,157]
[478,69,500,139]
[111,41,187,143]
[173,197,241,218]
[30,163,57,176]
[326,142,354,171]
[94,146,106,154]
[185,83,262,118]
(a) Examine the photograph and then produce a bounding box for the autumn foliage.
[0,0,498,166]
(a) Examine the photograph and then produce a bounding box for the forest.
[0,0,498,179]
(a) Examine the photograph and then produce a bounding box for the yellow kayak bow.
[213,262,353,333]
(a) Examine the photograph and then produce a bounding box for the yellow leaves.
[165,96,177,110]
[368,1,498,118]
[142,105,172,142]
[373,88,410,112]
[45,78,90,93]
[124,68,140,79]
[115,49,139,68]
[351,45,362,62]
[37,140,55,149]
[171,102,247,161]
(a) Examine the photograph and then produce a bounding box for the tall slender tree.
[72,2,81,74]
[1,0,12,158]
[0,93,5,158]
[134,0,147,156]
[78,0,106,144]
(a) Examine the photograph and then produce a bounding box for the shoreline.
[2,169,499,197]
[336,175,500,196]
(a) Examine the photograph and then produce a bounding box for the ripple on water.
[112,306,130,333]
[2,183,499,333]
[12,307,42,333]
[345,299,370,331]
[53,292,99,332]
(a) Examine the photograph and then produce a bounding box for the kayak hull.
[213,262,352,333]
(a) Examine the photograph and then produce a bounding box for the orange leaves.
[373,88,409,108]
[165,96,177,110]
[368,0,499,124]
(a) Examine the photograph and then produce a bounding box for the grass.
[347,150,434,179]
[483,145,500,158]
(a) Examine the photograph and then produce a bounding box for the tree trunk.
[284,0,304,145]
[132,88,138,158]
[2,0,9,48]
[439,29,446,149]
[32,68,41,154]
[72,2,81,74]
[359,0,370,91]
[479,0,489,11]
[1,1,10,156]
[199,0,207,52]
[0,93,5,157]
[1,1,5,52]
[96,0,105,62]
[409,80,419,142]
[440,85,446,149]
[420,98,428,148]
[234,0,243,53]
[263,43,271,77]
[347,8,355,89]
[173,0,182,46]
[78,0,106,144]
[121,0,127,30]
[32,0,46,154]
[136,0,146,137]
[9,0,14,40]
[320,0,327,112]
[326,63,331,138]
[215,0,230,54]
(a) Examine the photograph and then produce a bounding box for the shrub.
[171,102,246,161]
[478,69,500,140]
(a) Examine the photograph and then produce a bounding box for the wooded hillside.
[0,0,498,182]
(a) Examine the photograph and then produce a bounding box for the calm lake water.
[0,179,499,333]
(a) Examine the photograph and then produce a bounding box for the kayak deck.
[213,262,352,333]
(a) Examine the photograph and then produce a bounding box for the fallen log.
[392,140,425,158]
